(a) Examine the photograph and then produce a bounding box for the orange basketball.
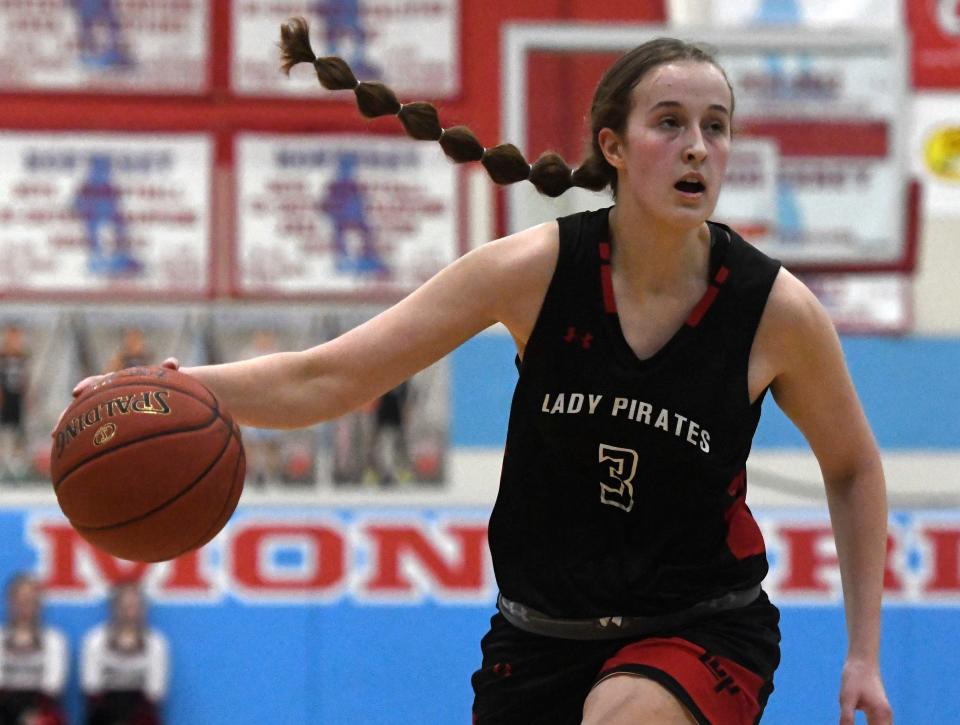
[50,366,245,563]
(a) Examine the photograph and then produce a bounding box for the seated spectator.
[0,573,68,725]
[81,582,169,725]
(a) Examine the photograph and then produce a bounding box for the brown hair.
[279,18,732,198]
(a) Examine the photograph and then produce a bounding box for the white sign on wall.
[0,0,209,92]
[713,138,779,247]
[504,26,911,271]
[0,133,212,297]
[801,273,912,333]
[232,0,460,98]
[235,133,460,298]
[707,0,899,28]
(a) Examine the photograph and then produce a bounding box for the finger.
[839,697,856,725]
[51,406,69,436]
[866,702,893,725]
[72,375,102,397]
[161,357,180,370]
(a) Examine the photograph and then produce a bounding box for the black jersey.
[489,207,782,619]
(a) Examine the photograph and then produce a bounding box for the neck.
[608,203,710,294]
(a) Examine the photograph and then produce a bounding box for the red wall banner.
[908,0,960,88]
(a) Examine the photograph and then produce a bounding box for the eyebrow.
[649,100,730,116]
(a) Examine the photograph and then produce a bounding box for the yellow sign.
[924,126,960,182]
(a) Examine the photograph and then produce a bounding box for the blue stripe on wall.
[451,335,960,449]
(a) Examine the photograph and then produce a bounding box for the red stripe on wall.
[737,121,889,157]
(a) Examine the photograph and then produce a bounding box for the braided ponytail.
[278,17,587,198]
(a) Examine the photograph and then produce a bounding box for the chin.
[661,205,712,231]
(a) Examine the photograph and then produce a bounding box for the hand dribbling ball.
[50,366,245,562]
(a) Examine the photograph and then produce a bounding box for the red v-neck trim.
[598,241,617,314]
[596,222,731,367]
[597,231,729,323]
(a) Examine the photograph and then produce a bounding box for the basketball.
[50,366,245,563]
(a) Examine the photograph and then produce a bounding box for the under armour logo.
[597,616,623,628]
[563,326,593,349]
[492,662,512,678]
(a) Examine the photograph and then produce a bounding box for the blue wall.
[452,334,960,449]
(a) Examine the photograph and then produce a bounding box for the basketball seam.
[70,417,236,533]
[171,430,245,560]
[53,404,222,493]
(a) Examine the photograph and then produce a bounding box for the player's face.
[612,61,732,229]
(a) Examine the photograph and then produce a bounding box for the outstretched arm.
[762,271,892,725]
[74,223,558,429]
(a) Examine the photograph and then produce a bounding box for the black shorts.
[471,591,780,725]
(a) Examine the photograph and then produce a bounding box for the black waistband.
[497,585,762,641]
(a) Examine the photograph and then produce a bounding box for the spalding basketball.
[50,366,245,563]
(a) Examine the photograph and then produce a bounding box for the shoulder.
[471,221,559,278]
[469,221,559,321]
[755,267,839,380]
[452,220,560,348]
[765,268,833,336]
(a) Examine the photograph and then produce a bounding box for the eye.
[658,117,680,129]
[706,121,728,134]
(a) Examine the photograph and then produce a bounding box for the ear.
[597,128,625,170]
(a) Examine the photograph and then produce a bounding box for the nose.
[683,127,707,164]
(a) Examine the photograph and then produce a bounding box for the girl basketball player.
[72,19,891,725]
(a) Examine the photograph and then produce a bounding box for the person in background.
[106,328,152,373]
[0,574,68,725]
[81,582,170,725]
[364,379,414,485]
[0,324,31,480]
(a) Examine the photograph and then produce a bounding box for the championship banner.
[911,94,960,216]
[232,0,460,98]
[907,0,960,88]
[235,133,460,298]
[705,0,899,28]
[0,0,209,93]
[0,133,213,298]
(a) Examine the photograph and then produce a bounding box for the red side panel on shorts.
[599,636,767,725]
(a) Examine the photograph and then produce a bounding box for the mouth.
[674,178,706,196]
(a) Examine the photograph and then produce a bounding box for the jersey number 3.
[598,444,638,512]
